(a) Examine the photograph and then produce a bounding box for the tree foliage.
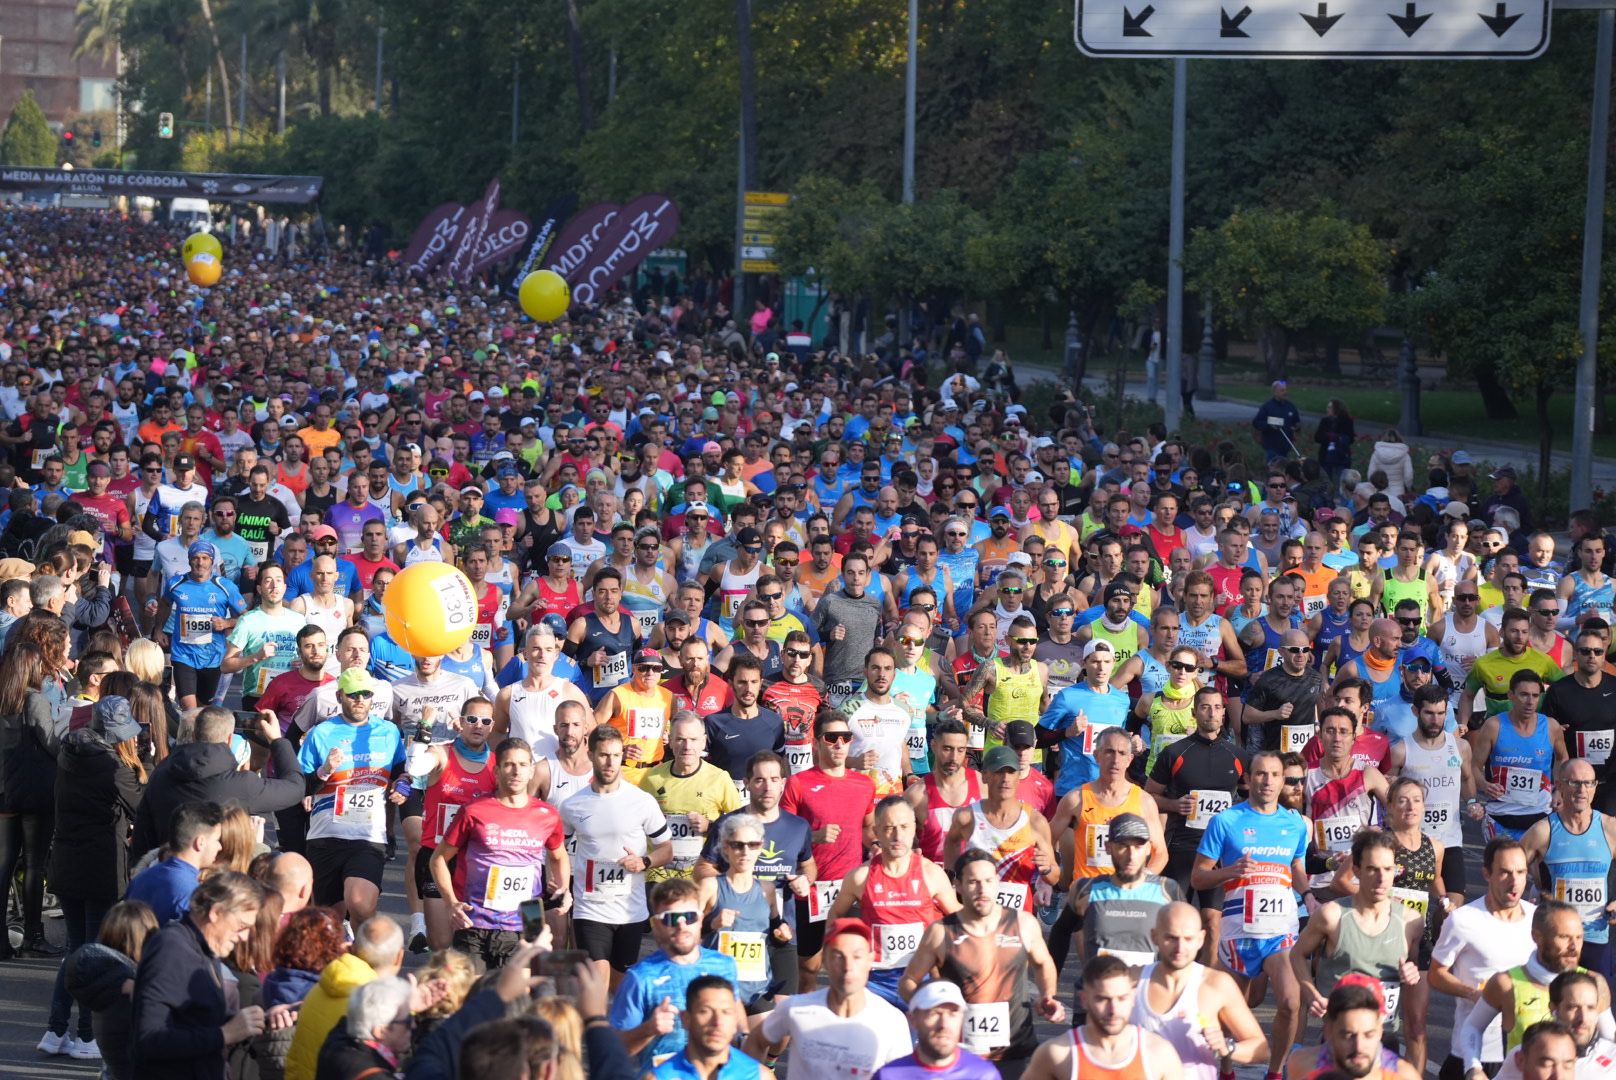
[1,92,56,168]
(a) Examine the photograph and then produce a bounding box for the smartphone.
[535,948,588,994]
[233,710,268,746]
[517,899,546,942]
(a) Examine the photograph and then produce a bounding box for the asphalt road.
[0,830,1482,1079]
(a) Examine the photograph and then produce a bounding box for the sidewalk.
[1022,365,1616,488]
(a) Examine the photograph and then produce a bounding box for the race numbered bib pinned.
[483,863,537,913]
[333,784,381,824]
[1554,876,1607,916]
[1187,789,1233,829]
[1316,816,1358,851]
[470,624,493,648]
[1241,884,1294,936]
[1502,766,1544,796]
[807,878,842,923]
[582,858,630,897]
[1381,981,1402,1017]
[632,610,661,641]
[180,613,214,645]
[597,651,629,687]
[784,744,813,774]
[1391,886,1430,918]
[963,1001,1011,1055]
[1422,804,1452,832]
[627,708,665,742]
[668,818,705,867]
[994,881,1029,911]
[717,930,768,982]
[435,803,462,846]
[967,721,987,751]
[1281,724,1313,754]
[876,922,923,969]
[1577,729,1615,766]
[246,539,269,565]
[1085,822,1114,869]
[906,727,927,759]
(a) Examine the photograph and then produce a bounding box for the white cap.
[909,981,966,1013]
[1083,639,1116,659]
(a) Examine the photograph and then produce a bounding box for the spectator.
[212,803,263,877]
[225,891,286,1076]
[254,908,349,1080]
[314,975,414,1080]
[131,705,303,861]
[65,899,159,1080]
[284,916,407,1080]
[131,871,291,1080]
[126,800,225,925]
[0,640,64,958]
[411,948,478,1047]
[261,851,315,920]
[1367,429,1414,499]
[1251,380,1302,462]
[43,695,149,1059]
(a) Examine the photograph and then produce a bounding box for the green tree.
[1187,206,1388,380]
[1,92,56,167]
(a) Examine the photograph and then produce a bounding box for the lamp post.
[1196,302,1216,400]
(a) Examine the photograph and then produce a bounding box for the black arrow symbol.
[1479,2,1521,35]
[1123,5,1155,35]
[1221,6,1253,36]
[1300,2,1342,34]
[1388,2,1431,34]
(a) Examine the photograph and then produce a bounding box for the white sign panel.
[1075,0,1549,58]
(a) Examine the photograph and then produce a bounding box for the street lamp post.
[1196,302,1217,400]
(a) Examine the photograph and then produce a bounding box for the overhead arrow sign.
[1389,2,1432,34]
[1075,0,1549,56]
[1221,6,1253,36]
[1480,2,1522,35]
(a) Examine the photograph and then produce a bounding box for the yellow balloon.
[382,561,479,656]
[519,270,570,322]
[187,253,222,287]
[182,231,222,266]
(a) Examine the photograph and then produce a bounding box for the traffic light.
[157,112,174,139]
[61,129,75,147]
[92,129,102,148]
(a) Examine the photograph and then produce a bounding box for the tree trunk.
[1259,324,1290,380]
[197,0,232,144]
[1537,382,1553,500]
[1598,366,1609,434]
[1323,335,1341,376]
[566,0,593,134]
[1474,364,1520,419]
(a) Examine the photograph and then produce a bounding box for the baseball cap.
[460,484,484,496]
[309,524,338,542]
[982,746,1020,773]
[635,647,665,668]
[909,981,967,1013]
[1031,436,1056,451]
[1451,451,1473,465]
[1443,500,1470,519]
[663,610,691,626]
[701,440,723,455]
[1107,812,1151,843]
[93,696,141,744]
[989,506,1011,520]
[736,527,763,546]
[1083,639,1116,659]
[187,540,217,561]
[1492,465,1518,480]
[825,918,872,945]
[173,454,195,470]
[1006,552,1033,568]
[1005,720,1037,749]
[337,668,374,696]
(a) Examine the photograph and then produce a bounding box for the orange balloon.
[382,561,478,656]
[187,253,222,287]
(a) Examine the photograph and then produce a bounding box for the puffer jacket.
[50,727,145,900]
[283,953,377,1080]
[252,966,323,1080]
[67,942,138,1080]
[1367,439,1415,499]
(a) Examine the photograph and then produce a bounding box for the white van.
[169,197,214,231]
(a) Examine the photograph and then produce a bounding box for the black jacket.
[131,917,231,1080]
[402,989,637,1080]
[0,689,60,814]
[68,942,139,1080]
[51,727,145,900]
[315,1028,396,1080]
[132,738,303,860]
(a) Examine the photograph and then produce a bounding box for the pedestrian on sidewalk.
[1252,380,1301,462]
[1315,399,1357,488]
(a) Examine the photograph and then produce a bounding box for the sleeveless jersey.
[621,568,670,641]
[1305,766,1377,888]
[1091,619,1140,667]
[966,801,1044,897]
[1133,963,1218,1080]
[1067,1027,1153,1080]
[1146,697,1195,773]
[717,560,762,627]
[422,747,496,848]
[579,612,637,699]
[938,548,981,616]
[938,908,1035,1060]
[1567,571,1616,625]
[1315,901,1409,1030]
[544,752,592,856]
[1075,783,1147,879]
[892,666,938,778]
[299,595,349,646]
[1207,565,1245,609]
[1315,609,1351,669]
[1505,965,1586,1052]
[1440,617,1489,689]
[533,576,582,622]
[1398,733,1463,848]
[1485,714,1555,819]
[901,565,946,608]
[1381,569,1430,625]
[507,680,580,759]
[1545,812,1613,945]
[861,855,946,970]
[402,536,448,565]
[1392,833,1439,946]
[918,770,980,862]
[704,875,773,1003]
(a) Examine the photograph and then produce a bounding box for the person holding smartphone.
[430,736,568,970]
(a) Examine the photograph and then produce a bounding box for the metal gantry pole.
[903,0,918,205]
[1164,57,1187,431]
[1572,9,1614,512]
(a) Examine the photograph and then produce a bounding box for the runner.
[761,630,826,776]
[899,851,1063,1078]
[638,712,744,882]
[408,696,497,952]
[1050,726,1169,883]
[826,794,960,1008]
[841,647,914,798]
[566,564,640,705]
[152,540,246,710]
[1543,631,1616,815]
[651,977,775,1080]
[909,719,980,863]
[1492,973,1616,1080]
[1053,811,1182,977]
[220,562,304,710]
[1018,955,1184,1080]
[1039,640,1138,799]
[1135,902,1269,1080]
[494,623,593,759]
[1467,609,1565,723]
[1192,749,1311,1080]
[1282,981,1422,1080]
[1305,706,1391,900]
[1471,670,1567,840]
[942,745,1059,914]
[428,736,568,968]
[695,811,792,1011]
[872,980,1002,1080]
[596,647,677,781]
[1519,760,1616,978]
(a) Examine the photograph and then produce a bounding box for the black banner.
[0,167,323,205]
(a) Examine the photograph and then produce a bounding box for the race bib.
[31,448,49,470]
[583,858,630,897]
[246,538,269,565]
[1503,766,1543,796]
[1187,789,1233,829]
[435,802,462,846]
[1303,595,1328,618]
[483,863,536,913]
[994,881,1029,911]
[717,930,767,982]
[721,591,746,619]
[633,610,661,640]
[1422,804,1452,832]
[1382,981,1402,1017]
[669,818,704,867]
[1281,724,1313,754]
[784,743,813,774]
[825,680,857,703]
[180,613,213,645]
[1097,946,1155,967]
[471,624,493,648]
[627,708,665,742]
[963,1001,1011,1054]
[1555,876,1607,916]
[877,922,923,969]
[333,784,381,824]
[808,878,842,923]
[906,728,927,759]
[597,651,629,687]
[1391,886,1430,918]
[1316,816,1358,851]
[1578,730,1616,766]
[1085,823,1113,869]
[967,721,986,751]
[1241,884,1294,936]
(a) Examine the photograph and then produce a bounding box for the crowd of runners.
[0,206,1612,1080]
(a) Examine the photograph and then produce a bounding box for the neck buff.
[1161,680,1197,703]
[453,737,490,763]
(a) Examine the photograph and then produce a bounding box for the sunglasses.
[635,543,660,551]
[1282,645,1313,655]
[656,910,702,928]
[461,714,494,726]
[1396,617,1423,626]
[759,591,783,601]
[1536,608,1560,617]
[1168,660,1199,673]
[775,558,799,568]
[549,555,571,562]
[1577,647,1605,656]
[897,636,927,647]
[784,649,812,660]
[1000,586,1022,595]
[1282,776,1306,787]
[1455,593,1480,601]
[344,690,374,701]
[634,663,664,672]
[1012,637,1039,646]
[726,840,764,851]
[744,618,770,628]
[819,731,853,744]
[1044,559,1067,568]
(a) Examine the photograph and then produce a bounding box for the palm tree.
[73,0,128,62]
[196,0,234,142]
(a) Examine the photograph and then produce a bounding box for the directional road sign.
[742,191,790,274]
[1075,0,1549,57]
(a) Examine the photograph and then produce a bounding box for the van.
[169,197,213,231]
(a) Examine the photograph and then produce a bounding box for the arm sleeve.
[1196,813,1226,861]
[1458,995,1500,1071]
